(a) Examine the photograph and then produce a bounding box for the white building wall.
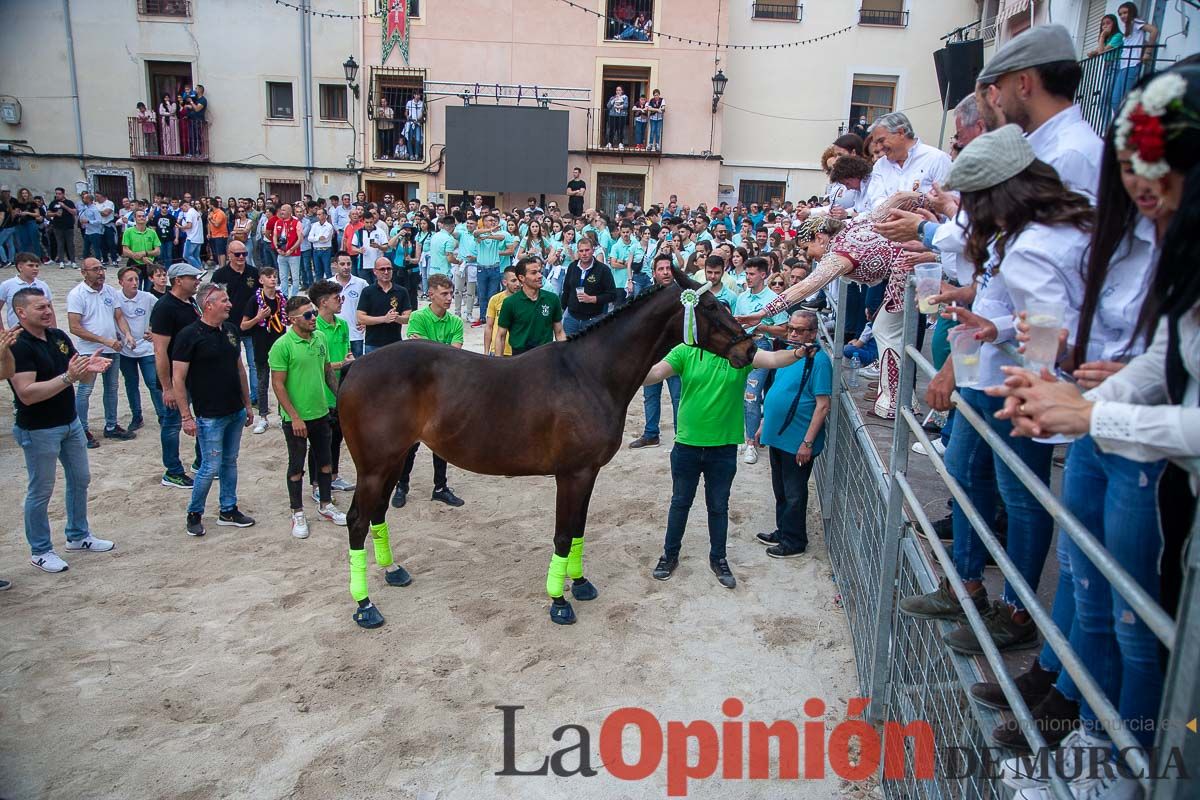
[999,0,1199,61]
[720,0,981,202]
[0,0,361,201]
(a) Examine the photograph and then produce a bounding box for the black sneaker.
[85,431,100,449]
[629,436,660,449]
[186,512,206,537]
[161,472,194,488]
[103,425,137,440]
[944,601,1040,655]
[766,544,806,559]
[652,555,678,581]
[710,558,736,589]
[431,486,465,507]
[218,507,256,527]
[755,531,780,546]
[932,514,954,541]
[990,687,1080,751]
[390,484,408,509]
[970,660,1058,711]
[128,416,145,432]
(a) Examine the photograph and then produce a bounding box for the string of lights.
[269,0,855,50]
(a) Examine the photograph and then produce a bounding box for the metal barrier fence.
[813,279,1199,799]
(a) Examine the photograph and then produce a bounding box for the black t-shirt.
[242,291,286,362]
[11,201,39,226]
[47,199,76,230]
[172,320,245,418]
[567,179,586,217]
[358,283,409,347]
[8,328,79,430]
[213,264,260,336]
[152,212,175,243]
[149,291,202,362]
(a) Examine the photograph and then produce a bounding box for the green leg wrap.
[546,554,568,598]
[567,537,585,580]
[370,522,393,568]
[349,549,369,602]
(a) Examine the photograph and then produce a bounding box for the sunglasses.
[230,252,247,257]
[293,310,317,321]
[787,326,816,334]
[375,267,393,272]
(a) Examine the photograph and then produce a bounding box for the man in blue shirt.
[733,257,788,464]
[473,212,507,327]
[755,311,831,558]
[607,223,643,307]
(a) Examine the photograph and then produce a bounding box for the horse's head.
[672,269,758,368]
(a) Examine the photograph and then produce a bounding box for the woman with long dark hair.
[1089,14,1125,120]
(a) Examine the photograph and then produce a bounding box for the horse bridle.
[686,280,757,359]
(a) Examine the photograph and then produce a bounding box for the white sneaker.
[1003,729,1111,790]
[330,477,355,492]
[252,415,269,435]
[318,503,347,526]
[291,511,310,539]
[743,444,758,464]
[857,364,881,379]
[911,439,947,457]
[64,534,115,552]
[31,551,69,573]
[1013,769,1139,800]
[311,486,321,503]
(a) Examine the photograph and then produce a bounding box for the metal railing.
[1076,44,1170,138]
[859,8,909,27]
[127,116,209,160]
[752,2,803,22]
[373,121,423,162]
[585,108,665,153]
[138,0,190,16]
[814,278,1199,798]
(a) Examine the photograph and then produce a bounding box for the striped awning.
[999,0,1031,22]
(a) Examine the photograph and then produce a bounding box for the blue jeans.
[663,443,738,562]
[82,233,104,261]
[843,339,878,367]
[188,409,246,515]
[947,388,1054,609]
[118,353,164,423]
[407,124,423,159]
[276,254,300,297]
[648,118,663,149]
[642,375,681,439]
[1058,436,1166,746]
[157,238,174,267]
[476,266,501,317]
[75,352,122,433]
[159,401,186,477]
[299,250,315,288]
[350,340,364,358]
[0,227,15,263]
[312,248,332,281]
[634,119,647,146]
[182,240,203,269]
[16,220,41,257]
[1111,64,1143,117]
[632,272,652,297]
[256,238,276,270]
[562,311,601,337]
[15,418,92,556]
[743,338,772,440]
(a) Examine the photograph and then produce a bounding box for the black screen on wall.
[444,106,569,195]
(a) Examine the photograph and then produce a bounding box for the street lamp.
[343,55,360,98]
[711,69,728,113]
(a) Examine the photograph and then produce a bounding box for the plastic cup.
[1022,301,1065,374]
[915,265,942,314]
[950,327,983,388]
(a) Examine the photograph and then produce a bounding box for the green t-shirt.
[267,328,331,423]
[406,305,465,346]
[496,289,562,351]
[122,226,160,260]
[664,343,753,447]
[315,314,349,407]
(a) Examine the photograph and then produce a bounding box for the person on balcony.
[647,89,665,151]
[1112,3,1159,117]
[176,93,189,156]
[403,90,424,161]
[604,85,628,149]
[376,96,395,160]
[135,102,158,156]
[185,85,207,156]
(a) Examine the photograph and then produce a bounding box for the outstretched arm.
[736,254,853,327]
[642,359,677,386]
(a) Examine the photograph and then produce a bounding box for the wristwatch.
[801,440,814,448]
[60,373,73,386]
[917,220,928,241]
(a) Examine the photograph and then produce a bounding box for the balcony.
[373,120,424,163]
[1075,44,1169,137]
[138,0,190,16]
[128,116,209,161]
[603,0,654,42]
[859,8,909,26]
[752,2,803,21]
[585,108,664,156]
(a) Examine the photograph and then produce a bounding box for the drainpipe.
[301,0,314,189]
[63,0,86,173]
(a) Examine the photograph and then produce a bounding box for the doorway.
[595,172,644,216]
[365,180,420,204]
[146,60,194,109]
[601,65,651,145]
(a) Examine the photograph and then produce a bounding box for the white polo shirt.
[118,289,157,358]
[0,276,52,329]
[66,281,123,354]
[335,274,370,343]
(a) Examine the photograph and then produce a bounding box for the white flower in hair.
[1140,72,1188,116]
[1131,152,1170,180]
[1114,89,1142,151]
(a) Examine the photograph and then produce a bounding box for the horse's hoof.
[571,580,599,601]
[549,601,576,625]
[353,604,385,629]
[385,565,412,587]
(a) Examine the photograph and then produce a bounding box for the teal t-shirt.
[427,229,457,275]
[608,238,643,288]
[476,230,504,266]
[498,232,518,268]
[664,344,753,447]
[761,350,832,456]
[734,287,787,332]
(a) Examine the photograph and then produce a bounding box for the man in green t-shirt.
[495,257,565,355]
[268,294,346,539]
[642,337,809,588]
[121,210,161,286]
[391,273,466,510]
[307,280,356,494]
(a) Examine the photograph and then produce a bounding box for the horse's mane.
[565,280,675,342]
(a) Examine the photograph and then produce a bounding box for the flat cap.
[167,263,205,281]
[941,124,1035,193]
[976,24,1077,85]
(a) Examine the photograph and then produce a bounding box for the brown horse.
[337,268,757,628]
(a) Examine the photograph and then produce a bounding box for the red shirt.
[342,220,365,255]
[271,217,302,254]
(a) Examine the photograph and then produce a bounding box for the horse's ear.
[671,265,701,289]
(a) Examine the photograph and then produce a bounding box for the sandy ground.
[0,265,864,800]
